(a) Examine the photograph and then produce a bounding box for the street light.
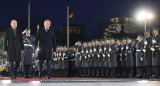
[137,10,153,31]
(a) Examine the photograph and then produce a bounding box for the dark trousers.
[128,67,134,77]
[39,60,52,76]
[101,67,106,77]
[9,61,20,76]
[24,64,32,74]
[153,66,160,77]
[137,67,144,77]
[111,67,116,77]
[146,66,152,77]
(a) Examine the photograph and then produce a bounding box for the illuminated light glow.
[1,80,12,84]
[31,81,41,84]
[137,80,149,84]
[147,13,153,19]
[137,10,153,20]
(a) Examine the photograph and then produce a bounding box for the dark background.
[0,0,160,39]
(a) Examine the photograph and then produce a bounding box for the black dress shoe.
[11,75,16,79]
[24,74,28,78]
[46,76,50,79]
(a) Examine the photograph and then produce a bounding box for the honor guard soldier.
[120,38,127,77]
[83,42,89,77]
[87,42,92,77]
[91,40,97,77]
[100,39,107,78]
[143,30,152,78]
[108,38,118,78]
[22,27,35,78]
[151,27,160,78]
[125,37,134,78]
[75,41,82,77]
[116,39,122,77]
[61,47,69,77]
[135,35,144,78]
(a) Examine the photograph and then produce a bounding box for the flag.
[69,12,73,18]
[29,0,31,4]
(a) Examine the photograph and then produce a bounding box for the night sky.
[0,0,160,39]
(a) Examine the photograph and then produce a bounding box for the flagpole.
[28,0,31,28]
[67,5,70,47]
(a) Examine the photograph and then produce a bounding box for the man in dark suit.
[4,20,24,79]
[35,19,56,79]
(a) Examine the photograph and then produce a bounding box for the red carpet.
[0,78,114,81]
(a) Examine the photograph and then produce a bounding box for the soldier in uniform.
[125,38,134,78]
[143,30,152,78]
[116,39,122,77]
[75,42,82,77]
[91,40,97,77]
[57,47,62,77]
[135,35,144,78]
[120,38,127,77]
[83,42,88,77]
[108,38,118,78]
[100,39,107,78]
[22,27,35,78]
[87,42,92,77]
[151,28,160,78]
[95,40,101,77]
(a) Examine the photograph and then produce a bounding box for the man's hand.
[21,50,24,54]
[4,51,8,55]
[53,52,56,55]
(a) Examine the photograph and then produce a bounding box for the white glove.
[98,55,100,58]
[144,41,148,45]
[90,50,92,53]
[79,57,82,60]
[86,50,88,53]
[143,49,146,52]
[126,46,129,50]
[121,47,124,51]
[120,53,122,57]
[88,55,90,57]
[103,54,105,57]
[151,47,155,51]
[152,40,156,44]
[140,57,143,61]
[125,53,127,56]
[109,48,111,52]
[107,54,110,57]
[82,50,84,53]
[94,48,96,52]
[99,49,102,52]
[85,56,87,59]
[104,48,106,51]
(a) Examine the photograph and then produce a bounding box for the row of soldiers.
[51,28,160,78]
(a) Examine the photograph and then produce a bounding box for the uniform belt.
[24,44,33,47]
[155,46,159,48]
[136,50,141,52]
[77,52,80,54]
[127,51,132,53]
